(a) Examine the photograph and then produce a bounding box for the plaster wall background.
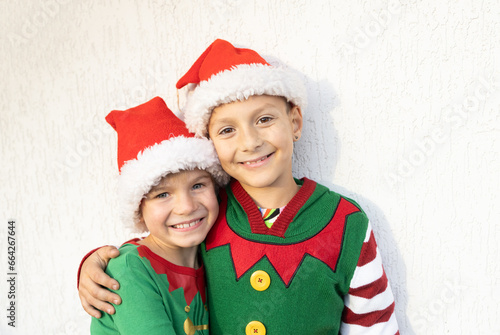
[1,1,499,334]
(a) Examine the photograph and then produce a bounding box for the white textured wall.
[1,1,499,334]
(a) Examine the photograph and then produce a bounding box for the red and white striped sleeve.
[340,222,399,335]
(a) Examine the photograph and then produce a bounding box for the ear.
[290,105,303,142]
[138,199,146,227]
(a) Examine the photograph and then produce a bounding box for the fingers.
[77,246,122,318]
[79,286,118,318]
[89,274,122,305]
[79,290,103,318]
[85,246,120,290]
[79,269,121,317]
[90,267,120,291]
[97,245,120,263]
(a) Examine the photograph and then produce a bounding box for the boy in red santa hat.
[89,96,228,334]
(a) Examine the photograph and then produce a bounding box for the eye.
[257,116,273,124]
[155,192,169,199]
[192,183,204,190]
[218,127,235,135]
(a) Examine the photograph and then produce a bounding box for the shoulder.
[309,179,365,210]
[106,243,149,276]
[307,178,369,227]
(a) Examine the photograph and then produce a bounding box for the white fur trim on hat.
[183,63,307,137]
[118,136,229,232]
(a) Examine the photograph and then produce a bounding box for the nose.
[173,191,197,215]
[239,126,262,152]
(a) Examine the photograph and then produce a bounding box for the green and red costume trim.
[202,178,378,334]
[91,240,209,335]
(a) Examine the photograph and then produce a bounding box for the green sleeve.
[90,253,175,334]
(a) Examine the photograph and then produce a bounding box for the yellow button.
[250,270,271,291]
[246,321,266,335]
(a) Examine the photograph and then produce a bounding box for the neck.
[139,235,199,269]
[239,177,300,208]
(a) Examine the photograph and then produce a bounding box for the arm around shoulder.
[78,245,121,318]
[91,250,177,335]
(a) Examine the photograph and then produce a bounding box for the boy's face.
[139,169,219,250]
[208,95,302,192]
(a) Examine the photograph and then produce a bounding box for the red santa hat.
[106,96,229,232]
[176,39,307,137]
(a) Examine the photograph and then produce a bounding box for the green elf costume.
[176,39,400,334]
[91,240,209,335]
[89,97,229,335]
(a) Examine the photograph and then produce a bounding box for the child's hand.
[78,246,121,318]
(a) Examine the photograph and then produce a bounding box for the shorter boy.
[90,96,228,334]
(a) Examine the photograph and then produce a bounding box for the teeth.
[244,156,267,165]
[172,219,201,229]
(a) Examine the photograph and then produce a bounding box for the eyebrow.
[148,185,169,195]
[150,173,212,191]
[190,174,212,184]
[256,103,283,112]
[211,103,282,125]
[149,178,173,192]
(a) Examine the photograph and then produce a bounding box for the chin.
[242,176,278,189]
[179,238,205,248]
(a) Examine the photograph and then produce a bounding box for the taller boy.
[176,39,399,334]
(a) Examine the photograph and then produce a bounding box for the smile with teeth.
[241,154,272,165]
[171,219,202,229]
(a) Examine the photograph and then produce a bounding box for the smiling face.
[208,95,303,197]
[139,169,219,255]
